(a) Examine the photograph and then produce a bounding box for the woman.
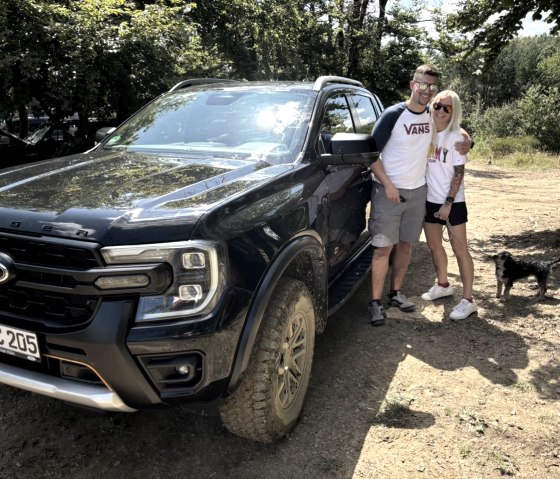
[421,90,477,321]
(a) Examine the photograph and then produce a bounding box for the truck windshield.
[102,87,315,163]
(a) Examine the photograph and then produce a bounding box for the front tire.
[219,278,315,442]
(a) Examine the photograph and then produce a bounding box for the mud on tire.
[219,278,315,442]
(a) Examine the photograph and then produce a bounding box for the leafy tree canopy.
[2,0,560,154]
[449,0,559,58]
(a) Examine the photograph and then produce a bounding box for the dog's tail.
[549,257,560,268]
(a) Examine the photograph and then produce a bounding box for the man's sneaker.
[388,291,415,312]
[421,284,455,301]
[368,301,386,327]
[449,298,478,321]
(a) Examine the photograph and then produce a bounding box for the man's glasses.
[433,102,453,114]
[414,81,438,92]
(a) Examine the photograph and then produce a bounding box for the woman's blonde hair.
[431,90,463,150]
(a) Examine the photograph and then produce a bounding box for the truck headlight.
[101,241,227,322]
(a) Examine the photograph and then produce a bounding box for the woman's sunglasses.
[433,102,453,114]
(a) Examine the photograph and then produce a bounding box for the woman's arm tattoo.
[448,164,464,198]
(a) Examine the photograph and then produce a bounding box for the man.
[368,64,469,326]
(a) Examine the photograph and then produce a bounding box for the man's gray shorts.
[369,182,427,247]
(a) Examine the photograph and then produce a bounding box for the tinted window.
[320,95,355,134]
[349,94,378,133]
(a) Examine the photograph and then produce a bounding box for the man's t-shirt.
[371,102,432,189]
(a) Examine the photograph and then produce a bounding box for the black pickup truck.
[0,77,382,442]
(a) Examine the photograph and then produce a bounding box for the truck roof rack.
[313,76,364,91]
[169,78,239,92]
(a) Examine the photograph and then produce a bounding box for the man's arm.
[370,160,401,202]
[370,103,406,202]
[454,128,472,155]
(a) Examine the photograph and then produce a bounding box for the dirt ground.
[1,163,559,479]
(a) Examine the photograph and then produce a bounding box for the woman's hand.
[436,203,452,221]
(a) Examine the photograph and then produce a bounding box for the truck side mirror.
[319,132,379,166]
[95,127,116,144]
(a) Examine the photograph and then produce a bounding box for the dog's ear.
[503,255,515,266]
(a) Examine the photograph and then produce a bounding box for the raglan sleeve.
[371,105,402,153]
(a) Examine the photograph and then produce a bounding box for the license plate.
[0,324,41,362]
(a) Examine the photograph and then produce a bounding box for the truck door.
[318,91,381,274]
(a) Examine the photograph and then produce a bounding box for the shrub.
[484,135,540,156]
[470,103,526,139]
[518,86,560,153]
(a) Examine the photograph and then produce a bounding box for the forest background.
[0,0,559,161]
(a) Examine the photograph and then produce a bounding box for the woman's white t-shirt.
[426,130,467,204]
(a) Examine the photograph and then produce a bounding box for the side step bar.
[0,363,136,412]
[328,243,373,316]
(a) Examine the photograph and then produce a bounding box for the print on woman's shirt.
[437,146,448,163]
[429,145,449,163]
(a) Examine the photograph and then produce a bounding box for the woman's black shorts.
[424,201,468,226]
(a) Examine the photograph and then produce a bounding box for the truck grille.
[0,286,99,327]
[0,232,103,330]
[0,234,99,269]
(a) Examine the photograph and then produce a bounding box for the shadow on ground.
[0,242,532,479]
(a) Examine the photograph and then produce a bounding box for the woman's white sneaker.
[421,284,454,301]
[449,298,478,321]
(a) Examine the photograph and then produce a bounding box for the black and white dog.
[493,251,560,302]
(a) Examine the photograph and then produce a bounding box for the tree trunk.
[18,105,29,138]
[346,0,370,78]
[372,0,388,60]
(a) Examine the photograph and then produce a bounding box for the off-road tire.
[219,278,315,442]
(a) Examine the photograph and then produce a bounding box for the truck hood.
[0,150,293,244]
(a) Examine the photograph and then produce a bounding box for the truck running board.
[327,244,373,316]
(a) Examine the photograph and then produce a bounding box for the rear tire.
[219,278,315,442]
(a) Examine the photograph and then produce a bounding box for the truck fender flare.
[227,234,326,392]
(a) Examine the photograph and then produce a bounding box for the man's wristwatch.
[445,196,454,204]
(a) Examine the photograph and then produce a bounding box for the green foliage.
[458,410,488,434]
[1,0,559,160]
[437,36,560,115]
[448,0,559,59]
[436,35,560,155]
[487,450,519,476]
[0,0,435,124]
[190,0,319,80]
[470,138,558,170]
[537,49,560,88]
[470,103,527,139]
[518,85,560,153]
[483,136,541,157]
[459,444,471,459]
[478,36,560,108]
[0,0,205,126]
[362,3,427,105]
